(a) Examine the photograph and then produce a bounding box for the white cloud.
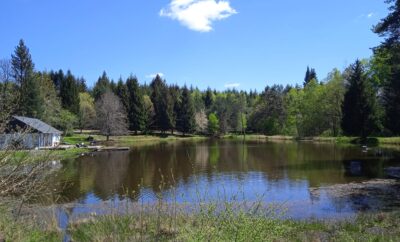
[160,0,237,32]
[356,12,376,21]
[224,83,240,88]
[146,73,164,79]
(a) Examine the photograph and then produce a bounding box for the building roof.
[13,116,62,134]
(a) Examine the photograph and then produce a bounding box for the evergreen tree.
[93,71,111,100]
[11,39,42,117]
[341,60,379,139]
[373,0,400,134]
[304,66,311,86]
[150,75,173,132]
[169,84,181,134]
[49,69,64,94]
[11,39,34,87]
[20,74,43,118]
[110,80,117,94]
[116,78,129,112]
[77,77,87,93]
[304,66,317,86]
[60,70,80,114]
[203,87,214,110]
[177,86,195,135]
[126,75,145,133]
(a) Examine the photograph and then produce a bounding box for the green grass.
[62,133,105,145]
[0,206,61,242]
[1,148,89,163]
[378,137,400,145]
[63,133,208,146]
[68,207,400,242]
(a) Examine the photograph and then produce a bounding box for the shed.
[0,116,62,149]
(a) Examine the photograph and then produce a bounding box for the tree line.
[0,0,399,139]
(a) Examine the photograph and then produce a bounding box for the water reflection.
[48,140,400,218]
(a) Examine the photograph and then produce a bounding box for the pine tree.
[304,66,311,86]
[116,78,129,112]
[341,60,379,139]
[93,71,111,100]
[11,39,42,117]
[49,69,64,94]
[20,74,43,118]
[11,39,34,87]
[77,77,87,93]
[304,66,317,86]
[177,86,195,135]
[126,75,145,133]
[373,0,400,134]
[60,70,80,114]
[203,87,214,110]
[169,85,181,134]
[150,75,173,133]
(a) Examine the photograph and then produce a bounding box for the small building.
[0,116,62,149]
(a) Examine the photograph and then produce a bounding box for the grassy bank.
[63,133,208,146]
[63,133,400,147]
[0,206,60,242]
[2,148,89,163]
[69,209,400,242]
[2,200,399,242]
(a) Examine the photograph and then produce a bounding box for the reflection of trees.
[49,140,398,205]
[92,152,130,199]
[209,143,219,166]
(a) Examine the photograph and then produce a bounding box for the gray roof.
[13,116,62,134]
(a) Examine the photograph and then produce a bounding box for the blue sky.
[0,0,389,91]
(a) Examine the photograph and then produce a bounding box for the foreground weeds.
[68,201,400,242]
[0,206,60,241]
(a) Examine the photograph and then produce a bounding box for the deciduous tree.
[95,91,128,141]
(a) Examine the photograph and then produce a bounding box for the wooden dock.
[87,146,130,152]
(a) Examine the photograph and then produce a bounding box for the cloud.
[146,73,164,79]
[160,0,237,32]
[356,12,376,21]
[224,83,240,88]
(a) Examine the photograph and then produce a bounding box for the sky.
[0,0,389,91]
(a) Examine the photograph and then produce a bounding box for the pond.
[46,139,400,224]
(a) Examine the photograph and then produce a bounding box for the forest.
[0,1,399,140]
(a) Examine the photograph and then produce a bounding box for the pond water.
[47,140,400,222]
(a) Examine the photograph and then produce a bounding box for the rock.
[0,233,5,242]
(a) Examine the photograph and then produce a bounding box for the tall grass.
[67,169,400,242]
